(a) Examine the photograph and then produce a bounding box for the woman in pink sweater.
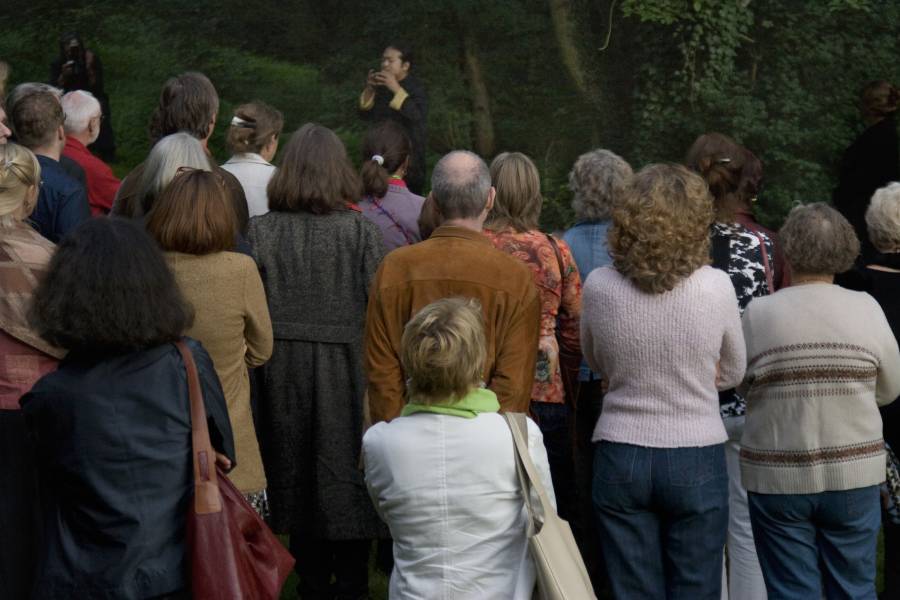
[581,164,745,600]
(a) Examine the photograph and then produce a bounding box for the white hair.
[7,82,63,110]
[61,90,101,134]
[867,182,900,252]
[135,132,212,216]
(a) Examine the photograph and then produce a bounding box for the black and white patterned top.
[711,222,775,418]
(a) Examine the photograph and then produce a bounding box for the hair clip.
[716,157,732,164]
[371,154,385,165]
[230,116,256,128]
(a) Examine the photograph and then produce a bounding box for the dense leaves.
[3,0,898,230]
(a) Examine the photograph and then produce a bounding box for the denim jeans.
[592,441,728,600]
[532,401,576,523]
[747,486,881,600]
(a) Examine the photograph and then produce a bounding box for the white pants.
[721,416,768,600]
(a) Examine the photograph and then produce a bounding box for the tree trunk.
[549,0,590,97]
[462,30,495,157]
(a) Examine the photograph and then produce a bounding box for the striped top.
[739,283,900,494]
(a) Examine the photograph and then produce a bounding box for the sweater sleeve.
[716,280,747,390]
[579,272,603,375]
[526,417,557,512]
[242,260,274,369]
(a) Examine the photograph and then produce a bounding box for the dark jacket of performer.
[360,73,428,195]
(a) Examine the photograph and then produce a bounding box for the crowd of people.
[0,41,899,600]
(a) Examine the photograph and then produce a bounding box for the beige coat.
[167,251,273,493]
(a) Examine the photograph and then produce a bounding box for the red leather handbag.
[176,341,295,600]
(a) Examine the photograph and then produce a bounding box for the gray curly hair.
[569,149,633,221]
[780,203,859,275]
[866,182,900,252]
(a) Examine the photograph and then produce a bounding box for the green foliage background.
[3,0,899,231]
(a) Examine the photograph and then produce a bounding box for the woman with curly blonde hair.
[581,163,746,599]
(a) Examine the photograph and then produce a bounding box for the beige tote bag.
[505,412,597,600]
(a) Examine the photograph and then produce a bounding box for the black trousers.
[885,519,900,599]
[289,537,370,600]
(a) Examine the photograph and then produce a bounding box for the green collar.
[401,387,500,419]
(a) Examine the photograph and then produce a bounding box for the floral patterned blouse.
[711,221,775,418]
[484,228,582,404]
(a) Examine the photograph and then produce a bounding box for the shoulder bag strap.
[545,233,566,291]
[175,340,222,514]
[504,412,555,534]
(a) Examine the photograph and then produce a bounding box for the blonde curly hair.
[609,163,714,294]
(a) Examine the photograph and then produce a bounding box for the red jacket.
[62,137,120,216]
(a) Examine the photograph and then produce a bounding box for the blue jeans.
[748,486,881,600]
[592,441,728,600]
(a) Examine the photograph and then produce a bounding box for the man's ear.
[57,125,66,142]
[484,187,496,213]
[427,192,442,217]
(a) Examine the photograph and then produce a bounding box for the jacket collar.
[224,153,273,167]
[429,225,492,245]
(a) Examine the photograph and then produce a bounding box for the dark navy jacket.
[21,338,235,599]
[32,155,90,243]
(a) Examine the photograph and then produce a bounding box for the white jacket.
[221,153,275,219]
[363,412,556,600]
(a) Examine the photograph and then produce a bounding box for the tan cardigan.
[167,251,273,494]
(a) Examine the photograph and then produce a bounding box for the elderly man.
[112,72,249,232]
[10,90,89,242]
[365,150,540,423]
[61,90,120,215]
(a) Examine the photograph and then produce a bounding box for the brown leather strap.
[175,340,222,514]
[545,233,566,285]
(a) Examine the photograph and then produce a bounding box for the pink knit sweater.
[581,265,746,447]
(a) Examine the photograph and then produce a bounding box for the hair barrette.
[371,154,385,166]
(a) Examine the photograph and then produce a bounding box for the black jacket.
[360,73,428,195]
[21,338,235,600]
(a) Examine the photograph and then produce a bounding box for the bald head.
[431,150,492,220]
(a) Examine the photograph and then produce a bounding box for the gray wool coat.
[247,209,387,540]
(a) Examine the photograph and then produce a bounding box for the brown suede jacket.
[365,225,540,422]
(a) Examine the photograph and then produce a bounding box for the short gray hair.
[7,82,62,110]
[866,182,900,252]
[135,132,212,217]
[780,203,859,275]
[431,150,491,220]
[569,149,633,221]
[61,90,101,134]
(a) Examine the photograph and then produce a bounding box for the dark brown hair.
[148,72,219,143]
[10,90,64,148]
[29,218,193,353]
[360,121,411,198]
[146,169,236,255]
[226,101,284,155]
[267,123,362,214]
[684,132,762,220]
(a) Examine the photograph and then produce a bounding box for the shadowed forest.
[3,0,899,228]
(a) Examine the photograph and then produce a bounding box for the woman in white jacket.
[363,297,556,599]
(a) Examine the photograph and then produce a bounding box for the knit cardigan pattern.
[740,284,900,494]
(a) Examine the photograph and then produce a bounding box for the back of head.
[609,163,713,294]
[685,132,762,220]
[780,203,859,276]
[10,90,64,149]
[360,121,412,198]
[486,152,542,232]
[6,83,63,114]
[29,218,193,353]
[867,182,900,253]
[861,80,899,121]
[137,132,212,217]
[401,297,486,404]
[226,101,284,156]
[148,72,219,143]
[61,90,101,135]
[0,143,41,226]
[430,150,491,220]
[267,123,361,214]
[568,148,633,222]
[147,169,236,255]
